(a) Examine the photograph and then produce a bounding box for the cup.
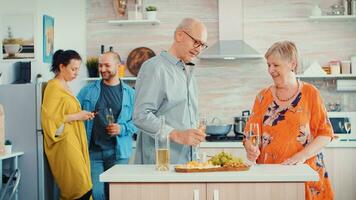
[4,44,22,57]
[341,60,351,74]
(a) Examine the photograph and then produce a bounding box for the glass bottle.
[155,115,170,171]
[135,0,143,20]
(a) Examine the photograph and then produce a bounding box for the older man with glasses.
[134,18,208,164]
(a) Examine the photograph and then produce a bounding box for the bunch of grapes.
[208,151,242,166]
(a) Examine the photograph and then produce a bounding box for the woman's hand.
[244,139,260,162]
[281,152,306,165]
[66,110,95,122]
[76,110,95,121]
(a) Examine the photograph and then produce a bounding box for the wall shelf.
[296,74,356,79]
[107,19,160,26]
[82,77,137,81]
[245,18,308,23]
[309,15,356,22]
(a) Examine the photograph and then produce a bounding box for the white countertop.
[198,140,356,148]
[131,140,356,149]
[100,164,318,183]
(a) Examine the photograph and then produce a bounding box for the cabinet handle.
[193,189,200,200]
[213,189,219,200]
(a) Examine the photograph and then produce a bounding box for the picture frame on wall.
[43,15,54,63]
[1,14,35,61]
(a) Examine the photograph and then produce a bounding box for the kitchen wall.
[0,0,87,93]
[87,0,356,123]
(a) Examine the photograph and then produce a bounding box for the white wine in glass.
[106,108,115,124]
[156,148,169,171]
[249,123,260,147]
[249,123,260,165]
[344,121,351,141]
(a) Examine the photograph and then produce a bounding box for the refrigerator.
[0,82,57,200]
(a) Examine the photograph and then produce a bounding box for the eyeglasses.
[182,31,208,50]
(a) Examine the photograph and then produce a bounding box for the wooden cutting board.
[175,165,250,173]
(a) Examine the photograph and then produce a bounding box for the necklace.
[275,80,300,102]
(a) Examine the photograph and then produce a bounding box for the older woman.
[42,50,94,200]
[243,41,334,200]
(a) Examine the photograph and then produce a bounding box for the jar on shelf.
[329,60,341,75]
[341,60,351,74]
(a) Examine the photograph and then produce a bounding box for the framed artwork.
[43,15,54,63]
[1,14,35,61]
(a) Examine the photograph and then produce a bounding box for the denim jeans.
[89,149,129,200]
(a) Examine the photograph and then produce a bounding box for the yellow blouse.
[41,79,92,199]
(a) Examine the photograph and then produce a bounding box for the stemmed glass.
[339,119,351,141]
[248,123,261,165]
[106,107,115,124]
[196,113,207,162]
[344,120,351,141]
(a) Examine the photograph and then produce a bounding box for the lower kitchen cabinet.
[109,183,206,200]
[323,148,356,200]
[206,183,304,200]
[109,182,305,200]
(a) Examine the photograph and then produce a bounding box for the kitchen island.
[100,164,318,200]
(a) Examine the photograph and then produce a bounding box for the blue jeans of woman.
[89,149,129,200]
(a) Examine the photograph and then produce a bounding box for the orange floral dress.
[245,82,334,200]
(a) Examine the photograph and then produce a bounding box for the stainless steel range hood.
[199,0,262,60]
[199,40,263,59]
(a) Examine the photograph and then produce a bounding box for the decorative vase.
[5,145,12,154]
[146,11,157,20]
[87,68,99,77]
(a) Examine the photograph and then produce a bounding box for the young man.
[134,18,208,164]
[77,51,137,200]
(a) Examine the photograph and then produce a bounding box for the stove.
[205,134,243,142]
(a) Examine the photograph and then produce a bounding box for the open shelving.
[296,74,356,79]
[82,77,137,81]
[107,19,160,26]
[309,15,356,22]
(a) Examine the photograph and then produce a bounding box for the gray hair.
[265,41,299,72]
[175,18,203,33]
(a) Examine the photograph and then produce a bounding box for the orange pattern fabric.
[245,82,334,200]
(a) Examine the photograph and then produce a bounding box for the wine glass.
[248,123,260,165]
[196,113,207,162]
[106,107,115,124]
[344,120,351,141]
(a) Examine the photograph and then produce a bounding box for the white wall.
[0,0,87,94]
[0,0,36,84]
[36,0,87,93]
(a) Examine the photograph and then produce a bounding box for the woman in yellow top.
[42,50,94,200]
[244,41,334,200]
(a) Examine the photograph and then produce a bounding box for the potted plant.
[145,6,157,20]
[3,26,23,57]
[86,57,99,77]
[5,140,12,154]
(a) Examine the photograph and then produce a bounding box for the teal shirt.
[77,80,137,159]
[134,51,199,164]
